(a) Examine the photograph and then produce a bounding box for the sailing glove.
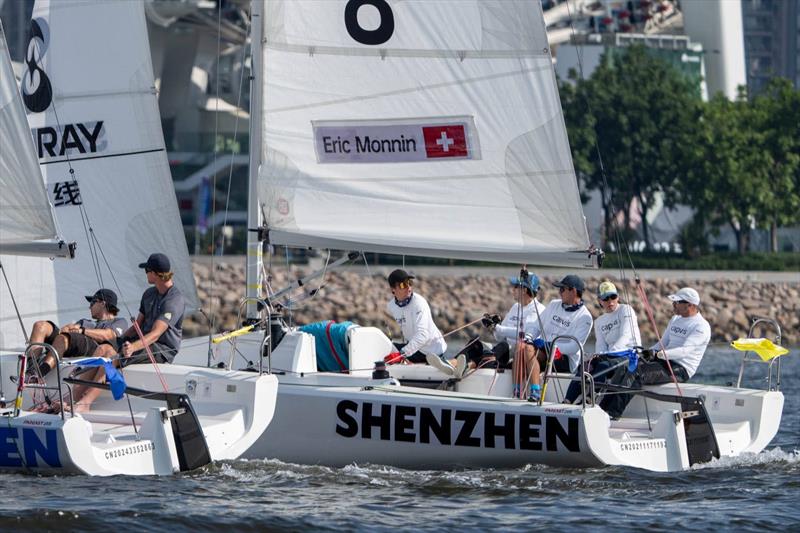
[481,313,501,328]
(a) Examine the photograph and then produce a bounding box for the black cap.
[85,288,118,308]
[387,269,415,286]
[553,274,585,293]
[138,253,171,273]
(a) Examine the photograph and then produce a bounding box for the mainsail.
[0,21,64,257]
[257,0,594,267]
[0,0,197,348]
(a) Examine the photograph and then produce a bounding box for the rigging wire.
[203,7,251,362]
[562,0,681,392]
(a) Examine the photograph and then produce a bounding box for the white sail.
[258,0,594,267]
[0,21,61,253]
[0,0,197,348]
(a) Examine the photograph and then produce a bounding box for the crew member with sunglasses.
[385,269,456,374]
[47,254,185,413]
[521,274,593,400]
[593,281,641,353]
[639,286,710,384]
[27,288,127,377]
[564,281,641,412]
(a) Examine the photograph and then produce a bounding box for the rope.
[636,281,682,395]
[442,316,484,339]
[130,321,169,393]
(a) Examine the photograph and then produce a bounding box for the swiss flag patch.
[422,125,468,158]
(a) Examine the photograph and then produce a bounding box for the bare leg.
[28,320,55,359]
[36,333,70,375]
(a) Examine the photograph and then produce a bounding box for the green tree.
[684,93,773,254]
[751,78,800,252]
[561,45,700,250]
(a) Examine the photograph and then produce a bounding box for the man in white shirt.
[639,286,711,384]
[564,281,641,411]
[521,275,594,401]
[385,269,459,375]
[464,273,546,369]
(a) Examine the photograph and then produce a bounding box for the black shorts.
[119,341,177,367]
[637,359,689,385]
[392,342,435,364]
[43,321,99,358]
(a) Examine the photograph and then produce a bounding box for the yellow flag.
[731,338,789,361]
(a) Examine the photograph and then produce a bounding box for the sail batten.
[259,0,592,266]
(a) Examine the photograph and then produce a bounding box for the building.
[741,0,800,94]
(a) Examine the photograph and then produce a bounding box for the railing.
[543,335,595,409]
[16,343,74,420]
[229,297,272,375]
[736,317,783,391]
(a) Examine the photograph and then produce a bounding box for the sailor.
[521,274,594,400]
[27,288,128,377]
[638,286,711,384]
[466,273,546,369]
[92,252,186,365]
[385,269,461,375]
[564,281,641,412]
[61,253,185,413]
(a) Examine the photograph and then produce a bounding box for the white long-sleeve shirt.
[524,299,594,373]
[649,313,711,378]
[387,293,447,357]
[594,303,642,354]
[494,299,547,348]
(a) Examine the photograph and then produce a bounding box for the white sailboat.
[176,0,787,472]
[0,2,278,476]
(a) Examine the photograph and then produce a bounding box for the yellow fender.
[731,338,789,361]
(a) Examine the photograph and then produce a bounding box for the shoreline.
[185,257,798,345]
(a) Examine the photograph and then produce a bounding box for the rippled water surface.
[1,347,798,532]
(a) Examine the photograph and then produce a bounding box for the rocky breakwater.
[185,261,798,347]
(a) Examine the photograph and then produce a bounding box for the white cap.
[668,287,700,306]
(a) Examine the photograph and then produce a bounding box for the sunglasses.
[90,298,104,305]
[145,268,153,273]
[392,281,410,289]
[558,286,574,293]
[600,295,618,302]
[675,299,690,304]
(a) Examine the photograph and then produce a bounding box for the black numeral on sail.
[344,0,394,45]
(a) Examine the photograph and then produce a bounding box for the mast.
[245,0,264,318]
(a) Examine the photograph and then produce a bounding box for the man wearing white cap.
[641,286,711,383]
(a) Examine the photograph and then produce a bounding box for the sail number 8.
[344,0,394,45]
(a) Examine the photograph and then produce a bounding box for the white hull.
[0,359,278,475]
[175,329,784,472]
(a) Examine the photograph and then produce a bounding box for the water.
[1,347,798,531]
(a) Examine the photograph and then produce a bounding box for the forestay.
[258,0,593,266]
[0,22,61,253]
[0,0,196,348]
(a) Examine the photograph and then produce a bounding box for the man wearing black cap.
[27,288,127,377]
[520,274,593,401]
[115,252,185,364]
[60,254,185,413]
[385,269,454,373]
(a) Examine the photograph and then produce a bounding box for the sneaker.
[453,354,467,378]
[528,385,541,402]
[426,354,455,376]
